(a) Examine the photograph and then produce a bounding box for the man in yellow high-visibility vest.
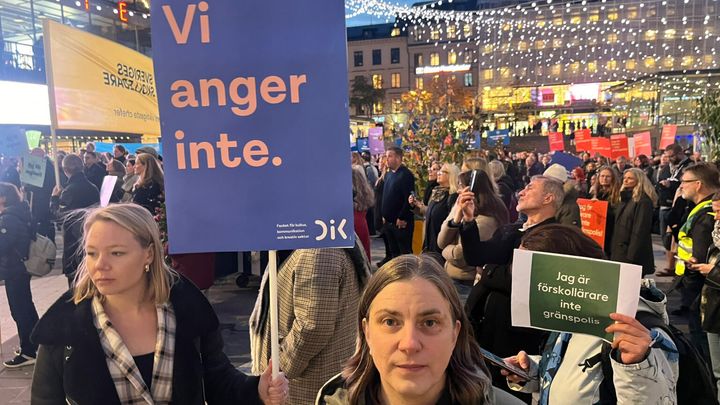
[675,163,719,358]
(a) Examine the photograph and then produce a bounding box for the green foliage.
[697,90,720,162]
[397,81,475,196]
[349,76,385,117]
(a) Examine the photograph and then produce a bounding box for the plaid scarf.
[92,297,176,404]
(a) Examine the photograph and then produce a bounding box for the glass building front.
[1,0,151,84]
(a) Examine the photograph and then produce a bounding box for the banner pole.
[51,127,60,188]
[42,19,61,189]
[268,250,280,380]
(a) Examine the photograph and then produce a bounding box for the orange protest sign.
[548,132,564,151]
[633,131,652,157]
[610,134,629,159]
[577,198,609,249]
[574,129,591,152]
[590,137,611,158]
[659,124,677,149]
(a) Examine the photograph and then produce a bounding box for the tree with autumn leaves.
[396,76,477,195]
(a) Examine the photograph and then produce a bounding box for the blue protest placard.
[466,130,481,150]
[487,129,510,147]
[94,143,164,156]
[551,151,583,172]
[357,138,370,152]
[152,0,354,253]
[0,127,29,158]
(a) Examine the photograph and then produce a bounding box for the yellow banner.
[43,20,160,135]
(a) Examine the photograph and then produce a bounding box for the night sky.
[346,0,419,27]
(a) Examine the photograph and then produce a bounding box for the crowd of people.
[0,137,719,404]
[346,142,718,404]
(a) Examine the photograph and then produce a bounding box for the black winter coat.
[702,247,720,333]
[84,163,107,192]
[30,277,262,405]
[50,173,99,276]
[0,202,32,280]
[422,192,457,254]
[132,180,164,214]
[610,191,655,275]
[381,165,415,223]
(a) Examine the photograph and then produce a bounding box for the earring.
[144,264,150,273]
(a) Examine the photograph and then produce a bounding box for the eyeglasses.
[437,170,449,174]
[681,178,701,183]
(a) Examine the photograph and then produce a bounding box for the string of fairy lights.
[346,0,720,87]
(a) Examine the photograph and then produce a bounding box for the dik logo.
[314,219,348,241]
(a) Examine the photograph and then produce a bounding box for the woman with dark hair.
[634,154,655,181]
[123,158,139,202]
[437,170,509,300]
[316,254,522,405]
[503,224,677,404]
[0,182,39,367]
[106,159,126,203]
[591,166,621,256]
[132,154,165,214]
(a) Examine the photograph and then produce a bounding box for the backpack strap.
[594,342,617,404]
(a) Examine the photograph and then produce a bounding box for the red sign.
[548,132,564,151]
[659,124,677,149]
[633,131,652,157]
[590,137,611,158]
[577,198,609,249]
[610,134,629,159]
[574,129,591,152]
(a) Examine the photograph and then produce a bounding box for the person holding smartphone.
[409,163,460,256]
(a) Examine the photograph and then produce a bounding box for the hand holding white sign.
[605,312,652,364]
[511,249,642,341]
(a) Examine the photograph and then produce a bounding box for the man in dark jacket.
[456,175,563,400]
[655,144,693,278]
[82,151,107,192]
[0,182,39,367]
[655,153,675,275]
[674,163,719,358]
[664,144,693,239]
[51,154,99,286]
[112,144,127,164]
[380,146,415,265]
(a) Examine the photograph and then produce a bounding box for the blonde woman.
[132,153,165,214]
[31,204,288,404]
[409,163,460,254]
[610,167,658,275]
